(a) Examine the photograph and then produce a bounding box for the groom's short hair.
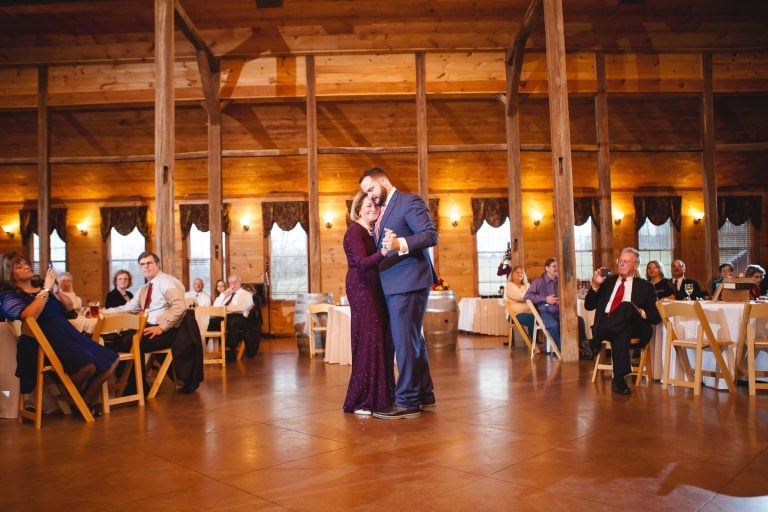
[360,166,388,183]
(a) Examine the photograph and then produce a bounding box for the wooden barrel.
[294,292,334,357]
[423,290,458,351]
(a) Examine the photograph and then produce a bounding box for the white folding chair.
[307,303,332,359]
[526,299,562,360]
[194,306,227,368]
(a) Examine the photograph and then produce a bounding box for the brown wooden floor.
[1,334,767,511]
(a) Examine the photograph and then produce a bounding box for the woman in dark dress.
[0,252,118,416]
[342,192,395,415]
[105,269,133,308]
[646,260,676,300]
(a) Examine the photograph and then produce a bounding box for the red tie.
[143,282,153,310]
[224,292,234,306]
[374,204,387,241]
[609,278,625,314]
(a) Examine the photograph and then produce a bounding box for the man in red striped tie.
[585,247,661,395]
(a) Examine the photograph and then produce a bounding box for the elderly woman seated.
[0,252,118,417]
[58,271,83,311]
[503,265,535,339]
[744,264,767,300]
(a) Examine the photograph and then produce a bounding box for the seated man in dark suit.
[585,247,661,395]
[670,259,705,300]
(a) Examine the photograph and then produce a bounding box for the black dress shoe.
[611,380,631,395]
[179,382,199,394]
[372,405,422,419]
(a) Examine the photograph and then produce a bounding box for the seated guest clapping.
[503,266,534,339]
[213,275,254,359]
[585,248,660,395]
[0,252,118,416]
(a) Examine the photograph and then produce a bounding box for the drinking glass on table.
[88,301,100,317]
[684,283,694,301]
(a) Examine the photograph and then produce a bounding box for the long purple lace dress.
[342,221,395,413]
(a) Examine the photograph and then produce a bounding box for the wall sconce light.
[693,211,705,224]
[450,211,460,227]
[613,210,624,226]
[323,212,334,229]
[242,223,250,232]
[531,211,543,226]
[76,222,88,237]
[241,216,251,232]
[2,225,15,238]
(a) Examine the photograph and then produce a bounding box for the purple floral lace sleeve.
[0,291,32,321]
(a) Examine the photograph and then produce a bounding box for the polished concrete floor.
[1,334,767,511]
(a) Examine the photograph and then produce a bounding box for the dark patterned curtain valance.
[718,196,762,230]
[634,196,681,231]
[262,201,309,237]
[471,198,509,234]
[179,203,232,240]
[100,206,149,242]
[19,208,67,244]
[574,197,601,230]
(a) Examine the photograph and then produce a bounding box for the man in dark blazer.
[585,247,661,395]
[670,259,706,300]
[360,167,438,419]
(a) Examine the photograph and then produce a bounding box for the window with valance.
[633,195,681,231]
[262,201,309,237]
[574,197,601,229]
[99,205,150,242]
[717,196,761,229]
[19,208,67,244]
[471,198,508,235]
[634,195,680,275]
[718,196,760,273]
[179,203,231,239]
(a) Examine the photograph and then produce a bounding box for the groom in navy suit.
[360,167,438,419]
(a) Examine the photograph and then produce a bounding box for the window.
[476,218,509,296]
[638,218,674,274]
[574,218,595,281]
[187,224,227,292]
[32,231,67,274]
[719,219,752,274]
[109,227,145,296]
[270,223,308,300]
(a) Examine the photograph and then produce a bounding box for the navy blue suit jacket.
[376,190,438,295]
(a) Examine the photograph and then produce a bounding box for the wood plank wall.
[0,50,766,334]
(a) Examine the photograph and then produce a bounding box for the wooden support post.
[543,0,578,362]
[595,52,615,268]
[701,52,718,283]
[37,65,50,270]
[306,55,321,293]
[503,0,541,269]
[155,0,176,274]
[416,52,429,202]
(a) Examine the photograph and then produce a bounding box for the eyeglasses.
[617,259,636,265]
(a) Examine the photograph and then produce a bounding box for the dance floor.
[1,334,767,511]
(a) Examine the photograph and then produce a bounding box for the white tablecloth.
[458,297,507,336]
[325,305,352,365]
[0,322,20,419]
[656,300,768,389]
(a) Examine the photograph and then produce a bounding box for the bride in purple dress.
[342,192,395,415]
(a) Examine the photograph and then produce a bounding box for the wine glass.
[684,283,694,301]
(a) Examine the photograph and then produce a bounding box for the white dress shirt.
[213,288,253,317]
[107,271,186,331]
[184,290,212,308]
[603,276,635,314]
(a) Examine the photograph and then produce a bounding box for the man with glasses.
[524,258,561,351]
[585,248,661,395]
[107,251,190,393]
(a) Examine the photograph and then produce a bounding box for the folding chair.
[91,313,147,414]
[194,306,227,368]
[526,299,562,360]
[656,300,736,395]
[11,318,94,428]
[744,302,768,395]
[504,300,538,359]
[145,348,174,399]
[307,303,332,359]
[591,338,652,386]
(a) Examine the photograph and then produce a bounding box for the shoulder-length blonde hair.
[349,191,366,222]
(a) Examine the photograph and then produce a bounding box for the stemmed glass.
[684,283,694,301]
